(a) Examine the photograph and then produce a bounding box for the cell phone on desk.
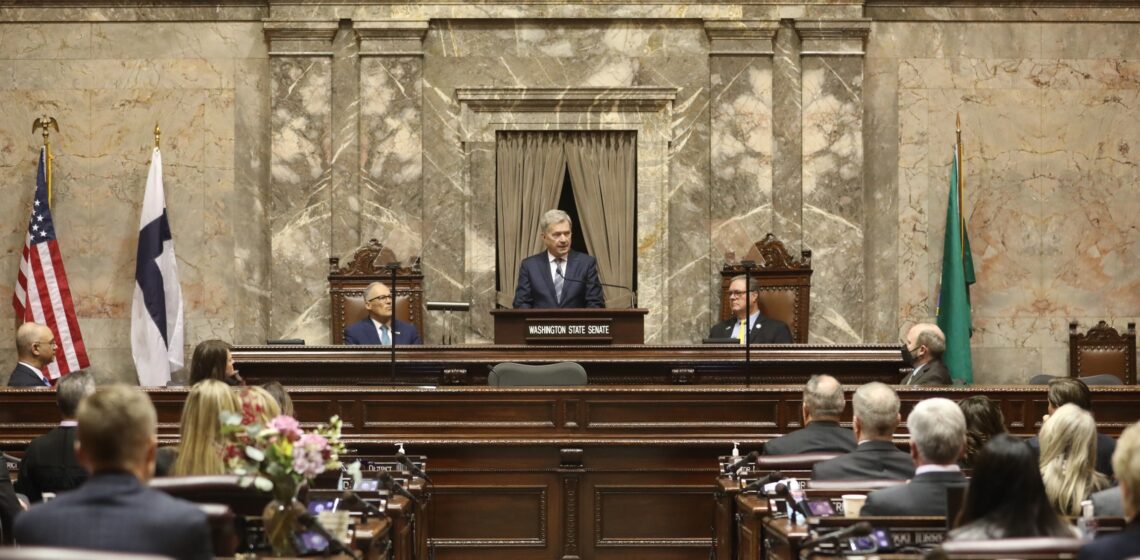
[354,478,379,492]
[292,530,330,556]
[805,499,836,517]
[307,498,339,515]
[848,528,893,553]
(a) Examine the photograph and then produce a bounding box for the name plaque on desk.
[525,318,613,343]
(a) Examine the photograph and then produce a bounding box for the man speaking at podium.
[513,209,605,309]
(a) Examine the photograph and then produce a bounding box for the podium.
[491,308,648,344]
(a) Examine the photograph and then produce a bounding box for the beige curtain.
[496,132,566,306]
[564,132,637,308]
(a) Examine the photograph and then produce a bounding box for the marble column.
[795,19,871,343]
[705,20,779,312]
[330,21,361,259]
[771,20,804,246]
[265,22,337,342]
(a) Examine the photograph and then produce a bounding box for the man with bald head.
[344,281,422,345]
[901,323,951,385]
[812,382,914,480]
[8,322,55,387]
[763,374,856,455]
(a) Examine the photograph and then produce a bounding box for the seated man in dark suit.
[812,382,914,480]
[1080,420,1140,560]
[344,281,423,345]
[7,322,56,387]
[1091,485,1123,517]
[900,323,951,385]
[763,375,856,455]
[708,275,793,344]
[0,460,21,544]
[513,209,604,309]
[861,397,968,516]
[14,384,212,560]
[16,370,95,503]
[1027,377,1116,476]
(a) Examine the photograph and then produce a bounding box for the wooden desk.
[231,344,905,385]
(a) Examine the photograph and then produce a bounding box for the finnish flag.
[131,147,184,386]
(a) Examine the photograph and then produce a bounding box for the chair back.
[755,452,841,471]
[1068,320,1136,384]
[721,233,812,343]
[329,239,424,344]
[488,362,588,386]
[197,503,239,557]
[938,537,1084,558]
[149,475,271,517]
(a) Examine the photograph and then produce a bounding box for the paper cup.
[842,494,866,518]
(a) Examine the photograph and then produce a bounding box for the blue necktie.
[379,325,391,346]
[554,258,565,303]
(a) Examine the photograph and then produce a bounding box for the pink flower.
[292,433,329,478]
[269,415,303,442]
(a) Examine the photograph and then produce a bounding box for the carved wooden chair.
[329,239,424,345]
[1068,320,1136,385]
[720,233,812,343]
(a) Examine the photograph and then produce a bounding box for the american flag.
[12,147,89,380]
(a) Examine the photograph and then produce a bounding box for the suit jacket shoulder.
[1090,486,1124,518]
[1079,521,1140,560]
[392,318,423,345]
[15,426,86,502]
[861,471,967,516]
[8,364,44,387]
[811,441,915,481]
[911,359,951,385]
[763,422,856,456]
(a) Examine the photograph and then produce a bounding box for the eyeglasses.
[35,340,57,348]
[727,291,749,298]
[368,294,393,303]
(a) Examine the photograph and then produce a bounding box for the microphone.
[339,489,385,518]
[741,470,783,494]
[395,452,431,482]
[298,511,360,560]
[557,269,638,308]
[775,482,811,521]
[378,471,421,506]
[798,521,873,550]
[722,451,760,474]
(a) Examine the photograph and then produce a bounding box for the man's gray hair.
[729,275,761,293]
[915,325,946,358]
[539,209,572,233]
[57,370,96,418]
[908,397,966,464]
[853,382,900,438]
[803,374,845,419]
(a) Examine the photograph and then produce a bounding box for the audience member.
[262,380,294,416]
[13,384,212,559]
[861,398,968,516]
[958,395,1006,468]
[7,322,56,387]
[762,374,855,455]
[1079,421,1140,560]
[15,370,96,503]
[948,435,1074,540]
[188,339,244,386]
[0,459,19,545]
[812,382,913,480]
[1040,403,1110,516]
[238,385,282,424]
[164,379,240,477]
[1029,377,1116,476]
[900,323,951,385]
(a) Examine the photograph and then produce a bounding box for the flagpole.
[31,115,59,207]
[155,122,161,149]
[955,113,965,258]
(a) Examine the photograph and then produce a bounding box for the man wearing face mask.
[900,323,951,385]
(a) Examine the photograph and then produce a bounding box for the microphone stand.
[387,262,400,384]
[740,260,757,388]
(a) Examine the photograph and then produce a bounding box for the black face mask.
[900,344,917,367]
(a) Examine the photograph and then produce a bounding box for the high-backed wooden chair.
[328,239,424,345]
[721,233,812,343]
[1069,320,1136,385]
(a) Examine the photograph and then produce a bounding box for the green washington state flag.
[936,146,976,384]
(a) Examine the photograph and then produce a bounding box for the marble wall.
[2,2,1139,385]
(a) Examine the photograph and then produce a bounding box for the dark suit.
[7,363,49,387]
[762,421,856,456]
[0,463,19,545]
[344,317,422,345]
[15,426,87,503]
[903,359,951,385]
[1079,517,1140,560]
[708,314,794,344]
[513,250,604,309]
[14,471,212,560]
[1027,432,1115,477]
[1090,486,1123,518]
[811,440,915,481]
[860,470,968,516]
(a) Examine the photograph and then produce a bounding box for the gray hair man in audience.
[1079,420,1140,560]
[14,384,212,559]
[812,382,914,480]
[763,374,856,455]
[16,370,96,503]
[860,397,968,516]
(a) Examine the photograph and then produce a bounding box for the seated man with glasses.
[708,275,792,344]
[8,322,57,387]
[344,282,423,345]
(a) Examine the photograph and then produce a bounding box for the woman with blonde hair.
[1039,403,1110,516]
[169,379,241,476]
